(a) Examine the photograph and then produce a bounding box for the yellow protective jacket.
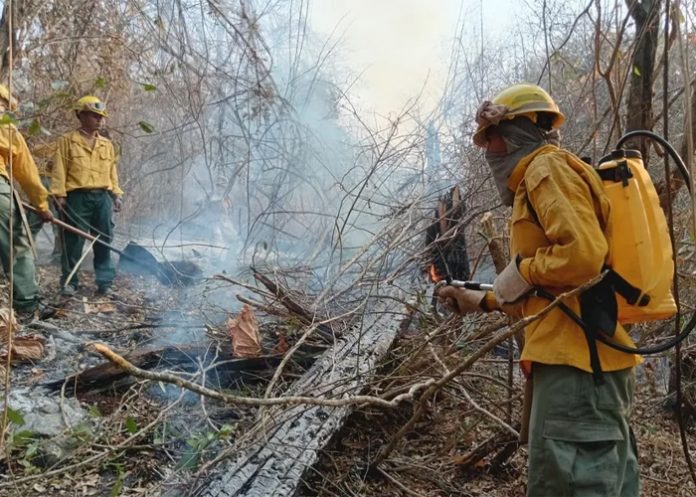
[50,131,123,197]
[484,144,641,374]
[0,123,49,211]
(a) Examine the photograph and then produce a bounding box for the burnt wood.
[176,303,400,497]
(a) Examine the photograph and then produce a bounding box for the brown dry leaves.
[227,304,262,357]
[0,307,18,345]
[0,334,45,362]
[0,308,44,363]
[83,300,117,314]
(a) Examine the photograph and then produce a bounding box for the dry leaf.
[53,308,69,318]
[0,334,45,362]
[96,303,116,314]
[0,308,18,345]
[226,304,262,357]
[84,302,117,314]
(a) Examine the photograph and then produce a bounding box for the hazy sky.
[310,0,525,118]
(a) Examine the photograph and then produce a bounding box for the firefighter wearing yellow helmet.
[471,83,564,148]
[74,95,108,117]
[50,95,123,296]
[437,83,641,495]
[0,84,53,319]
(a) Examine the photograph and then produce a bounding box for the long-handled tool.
[22,201,192,285]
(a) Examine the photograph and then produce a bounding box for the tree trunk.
[624,0,663,159]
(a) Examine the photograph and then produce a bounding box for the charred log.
[171,303,400,497]
[425,184,471,282]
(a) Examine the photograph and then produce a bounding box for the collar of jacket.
[70,130,109,149]
[506,143,559,193]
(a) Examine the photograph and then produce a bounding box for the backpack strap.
[596,159,633,186]
[521,155,609,383]
[604,267,650,307]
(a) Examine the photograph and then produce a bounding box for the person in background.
[437,84,641,496]
[50,96,123,296]
[0,84,53,319]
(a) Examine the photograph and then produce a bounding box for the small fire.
[428,264,443,283]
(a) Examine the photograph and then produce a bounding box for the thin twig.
[91,342,435,409]
[371,272,606,467]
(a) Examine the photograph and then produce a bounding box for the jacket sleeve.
[10,131,49,211]
[517,157,608,288]
[109,143,123,196]
[50,136,69,197]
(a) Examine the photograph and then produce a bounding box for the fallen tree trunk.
[173,303,400,497]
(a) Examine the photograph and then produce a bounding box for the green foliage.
[7,406,25,426]
[68,422,94,446]
[217,424,235,439]
[0,113,17,126]
[109,475,123,497]
[124,416,139,434]
[177,431,215,470]
[632,66,641,77]
[138,121,155,133]
[27,119,42,136]
[4,427,40,473]
[88,405,102,418]
[176,427,234,471]
[142,83,157,92]
[95,77,107,89]
[106,461,125,497]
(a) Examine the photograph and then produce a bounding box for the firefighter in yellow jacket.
[51,96,123,295]
[0,85,53,317]
[437,84,641,496]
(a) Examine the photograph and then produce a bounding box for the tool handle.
[23,201,168,281]
[22,201,99,242]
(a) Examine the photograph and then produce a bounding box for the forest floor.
[301,335,696,497]
[0,236,262,497]
[2,239,696,496]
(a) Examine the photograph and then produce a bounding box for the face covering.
[484,118,560,206]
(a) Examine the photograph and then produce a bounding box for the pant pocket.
[536,419,623,497]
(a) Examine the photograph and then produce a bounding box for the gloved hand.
[37,209,53,222]
[436,285,486,315]
[493,257,533,306]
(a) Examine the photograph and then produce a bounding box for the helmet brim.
[472,110,565,148]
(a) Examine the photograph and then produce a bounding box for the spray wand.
[434,280,493,292]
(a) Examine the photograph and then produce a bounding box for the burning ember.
[428,264,443,283]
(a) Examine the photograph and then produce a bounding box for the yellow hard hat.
[473,83,565,147]
[0,84,19,112]
[74,95,108,117]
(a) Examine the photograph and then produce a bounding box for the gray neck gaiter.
[484,118,560,206]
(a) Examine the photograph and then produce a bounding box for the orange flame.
[428,264,443,283]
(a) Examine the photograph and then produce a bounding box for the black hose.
[535,287,696,355]
[616,130,692,193]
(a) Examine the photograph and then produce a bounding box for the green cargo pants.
[527,364,639,497]
[60,189,115,288]
[0,180,39,311]
[28,177,62,256]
